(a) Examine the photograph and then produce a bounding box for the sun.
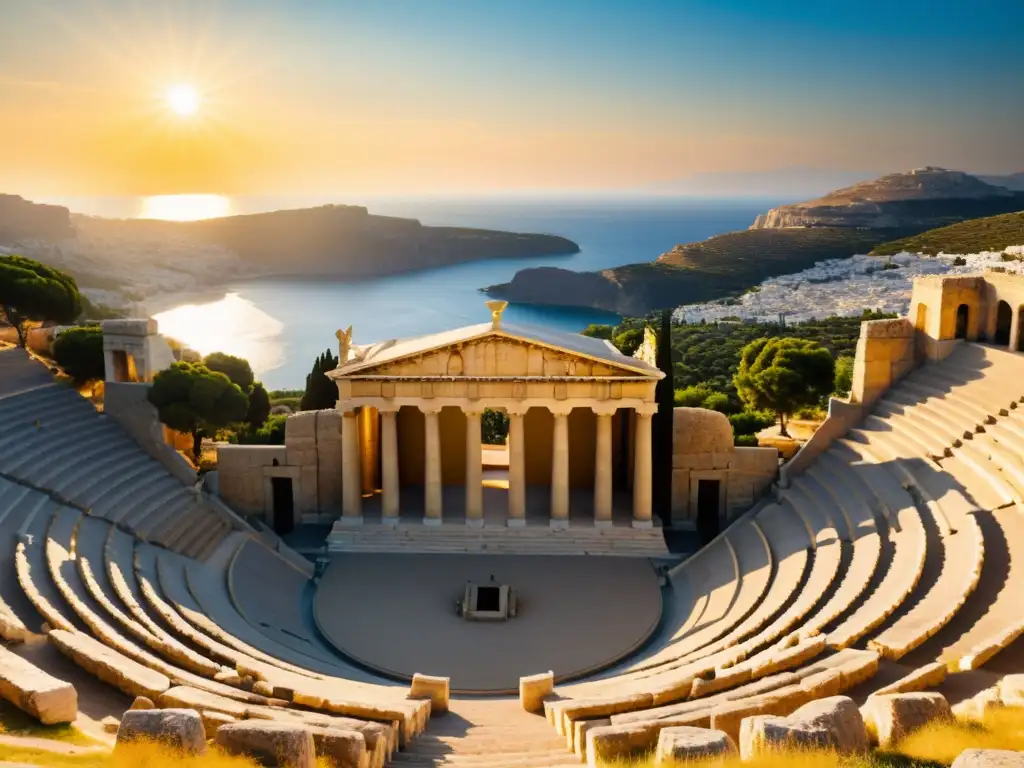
[166,84,199,117]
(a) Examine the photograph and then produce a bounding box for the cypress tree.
[300,348,340,411]
[652,310,675,524]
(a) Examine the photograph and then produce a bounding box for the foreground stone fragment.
[215,721,315,768]
[409,673,449,714]
[861,692,952,748]
[740,697,868,760]
[116,708,207,756]
[130,696,155,710]
[307,726,367,768]
[656,726,736,765]
[0,645,77,724]
[952,749,1024,768]
[520,671,554,713]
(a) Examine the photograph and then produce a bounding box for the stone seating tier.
[0,374,232,560]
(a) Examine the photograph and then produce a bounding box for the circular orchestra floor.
[313,554,663,693]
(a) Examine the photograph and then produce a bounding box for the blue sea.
[62,196,778,390]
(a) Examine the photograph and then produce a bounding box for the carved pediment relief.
[347,337,644,379]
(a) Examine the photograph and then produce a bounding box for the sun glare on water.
[154,294,285,377]
[140,194,231,221]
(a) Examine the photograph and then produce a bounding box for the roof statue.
[485,300,508,330]
[335,325,353,363]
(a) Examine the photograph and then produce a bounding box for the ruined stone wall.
[850,318,917,407]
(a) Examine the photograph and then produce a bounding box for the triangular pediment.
[330,325,661,380]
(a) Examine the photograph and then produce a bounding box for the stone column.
[421,405,443,526]
[380,406,400,525]
[592,405,616,528]
[550,406,571,529]
[464,407,483,527]
[507,407,527,528]
[632,408,654,529]
[340,409,362,525]
[1010,307,1021,352]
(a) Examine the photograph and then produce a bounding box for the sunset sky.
[3,0,1023,198]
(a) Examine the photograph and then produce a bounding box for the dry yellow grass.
[0,740,338,768]
[894,707,1024,765]
[603,748,846,768]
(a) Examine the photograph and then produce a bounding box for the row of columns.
[340,403,654,529]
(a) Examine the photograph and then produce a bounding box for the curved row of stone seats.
[844,430,986,661]
[5,489,431,748]
[0,379,230,560]
[0,478,49,641]
[573,649,880,765]
[532,406,937,747]
[141,539,433,741]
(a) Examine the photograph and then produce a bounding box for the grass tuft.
[0,699,100,746]
[0,738,341,767]
[893,707,1024,765]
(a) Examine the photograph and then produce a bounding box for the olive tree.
[148,362,249,462]
[733,337,834,438]
[0,255,81,347]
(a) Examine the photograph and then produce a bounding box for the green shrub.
[701,392,732,413]
[729,409,775,436]
[51,325,104,384]
[235,413,288,445]
[833,355,855,396]
[674,384,714,407]
[735,434,759,447]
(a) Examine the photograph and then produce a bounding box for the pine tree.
[652,310,675,523]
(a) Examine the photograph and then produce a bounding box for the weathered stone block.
[951,749,1024,767]
[869,662,947,698]
[116,708,207,756]
[519,671,553,713]
[0,646,77,725]
[409,673,449,714]
[656,726,736,765]
[307,726,366,768]
[215,721,315,768]
[861,692,952,748]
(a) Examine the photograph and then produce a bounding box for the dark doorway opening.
[271,477,294,536]
[1017,308,1024,352]
[955,304,970,340]
[475,586,501,612]
[995,301,1012,346]
[696,479,721,544]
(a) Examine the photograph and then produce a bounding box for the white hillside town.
[674,247,1024,325]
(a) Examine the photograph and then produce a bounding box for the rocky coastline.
[487,168,1024,316]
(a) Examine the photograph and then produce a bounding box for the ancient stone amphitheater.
[2,273,1024,766]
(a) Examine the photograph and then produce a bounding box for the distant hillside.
[488,228,892,316]
[750,168,1023,230]
[74,205,579,279]
[872,211,1024,256]
[978,172,1024,191]
[0,195,73,243]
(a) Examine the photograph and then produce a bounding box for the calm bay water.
[142,197,774,390]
